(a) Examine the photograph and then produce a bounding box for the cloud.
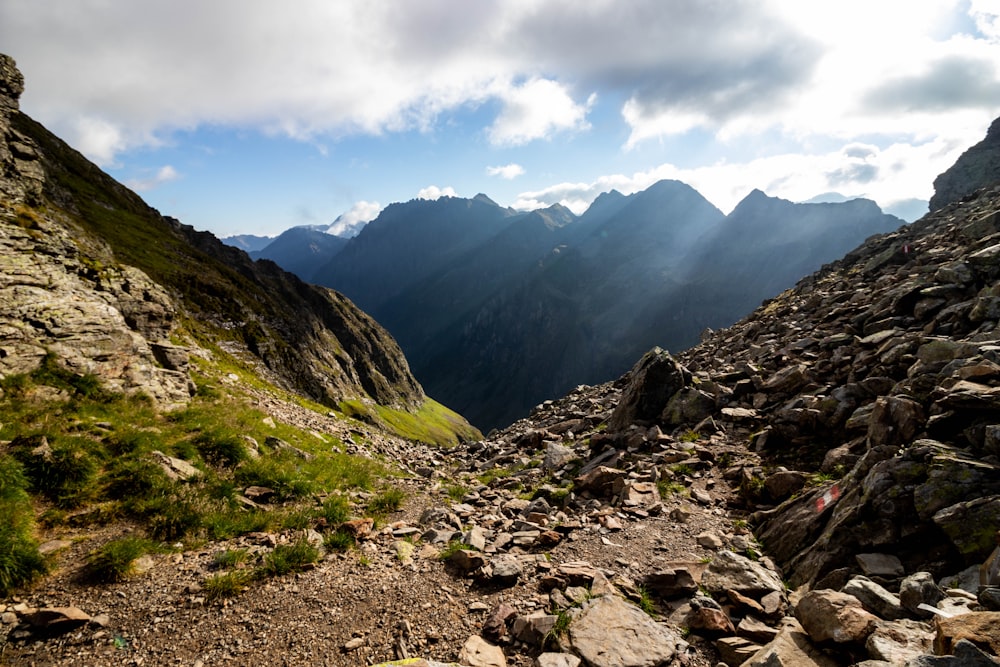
[513,136,969,219]
[863,55,1000,113]
[416,185,457,200]
[124,165,179,192]
[487,78,594,145]
[486,163,526,180]
[326,200,382,237]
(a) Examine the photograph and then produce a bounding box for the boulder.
[701,549,785,597]
[935,612,1000,656]
[743,618,841,667]
[459,635,506,667]
[566,595,682,667]
[609,348,689,430]
[843,576,907,620]
[795,589,880,644]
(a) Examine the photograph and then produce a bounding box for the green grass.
[366,486,406,517]
[657,479,689,498]
[340,398,481,447]
[87,537,154,583]
[212,548,250,569]
[323,528,356,552]
[0,456,47,594]
[638,585,656,616]
[204,569,255,601]
[260,540,320,577]
[320,495,352,525]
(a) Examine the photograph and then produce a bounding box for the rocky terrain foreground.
[6,186,1000,665]
[4,52,1000,666]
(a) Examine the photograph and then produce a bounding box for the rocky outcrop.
[0,54,191,406]
[0,54,432,416]
[930,116,1000,212]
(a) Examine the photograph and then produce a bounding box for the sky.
[2,1,1000,238]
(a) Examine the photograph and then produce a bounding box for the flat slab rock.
[565,595,684,667]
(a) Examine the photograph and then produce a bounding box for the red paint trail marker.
[816,484,840,513]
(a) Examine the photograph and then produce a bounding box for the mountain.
[222,233,273,253]
[250,225,350,280]
[0,54,477,438]
[930,116,1000,211]
[312,179,901,430]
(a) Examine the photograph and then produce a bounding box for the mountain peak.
[472,192,499,207]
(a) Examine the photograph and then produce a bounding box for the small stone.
[459,635,507,667]
[536,652,582,667]
[697,532,723,549]
[343,637,365,651]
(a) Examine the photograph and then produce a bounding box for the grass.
[323,528,356,552]
[340,398,481,447]
[213,548,250,569]
[0,456,48,594]
[366,486,406,517]
[638,585,656,616]
[437,540,466,561]
[87,537,154,583]
[260,540,320,577]
[657,479,689,498]
[204,569,255,601]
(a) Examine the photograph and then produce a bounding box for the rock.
[341,518,375,540]
[744,618,841,667]
[511,612,557,647]
[150,450,203,481]
[702,549,785,596]
[543,442,578,471]
[490,555,522,586]
[566,595,682,667]
[905,639,1000,666]
[459,635,506,667]
[450,549,486,573]
[686,595,735,635]
[343,637,365,651]
[737,615,780,643]
[22,606,91,632]
[716,636,763,667]
[640,565,701,598]
[856,553,906,578]
[795,589,880,644]
[901,572,947,618]
[865,620,933,664]
[696,531,723,549]
[764,470,809,502]
[483,603,517,642]
[609,348,690,430]
[933,497,1000,562]
[536,653,581,667]
[843,575,907,620]
[935,612,1000,656]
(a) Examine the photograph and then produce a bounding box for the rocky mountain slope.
[307,180,901,430]
[0,54,444,417]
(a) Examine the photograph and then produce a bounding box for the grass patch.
[320,495,352,525]
[342,398,481,448]
[366,486,405,517]
[323,528,356,552]
[657,479,689,498]
[204,569,255,601]
[0,456,47,594]
[260,540,320,577]
[87,537,153,583]
[212,548,250,569]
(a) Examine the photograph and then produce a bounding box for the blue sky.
[2,0,999,238]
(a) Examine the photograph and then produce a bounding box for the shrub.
[142,495,202,542]
[12,435,100,508]
[104,458,170,502]
[260,540,320,577]
[87,537,151,583]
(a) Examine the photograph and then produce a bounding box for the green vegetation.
[657,479,689,498]
[339,398,481,447]
[0,352,408,594]
[212,548,250,569]
[260,540,320,577]
[637,585,656,616]
[437,540,466,561]
[323,528,356,552]
[87,537,154,583]
[204,569,254,601]
[0,456,48,594]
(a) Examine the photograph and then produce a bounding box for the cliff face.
[930,116,1000,212]
[0,54,425,412]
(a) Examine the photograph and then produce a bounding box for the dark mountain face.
[251,226,349,281]
[312,177,901,431]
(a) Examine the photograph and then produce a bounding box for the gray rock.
[901,572,946,618]
[904,639,1000,666]
[609,348,690,430]
[743,618,840,667]
[566,595,682,667]
[856,553,905,578]
[702,549,785,596]
[459,635,506,667]
[490,555,522,586]
[536,653,581,667]
[511,612,557,647]
[843,575,906,620]
[865,619,932,664]
[795,589,879,644]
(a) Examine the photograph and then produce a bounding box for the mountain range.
[245,180,903,430]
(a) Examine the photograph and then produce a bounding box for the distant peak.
[472,193,499,207]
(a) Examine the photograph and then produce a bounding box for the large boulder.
[609,348,690,431]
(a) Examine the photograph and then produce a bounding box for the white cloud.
[416,185,457,200]
[486,163,526,179]
[326,200,382,237]
[514,135,972,219]
[487,78,594,146]
[124,164,179,192]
